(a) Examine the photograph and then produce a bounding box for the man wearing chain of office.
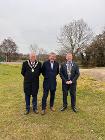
[21,52,42,115]
[60,52,80,112]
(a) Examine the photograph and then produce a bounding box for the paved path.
[80,68,105,81]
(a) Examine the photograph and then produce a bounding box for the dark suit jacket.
[42,60,59,91]
[21,60,42,95]
[60,61,80,86]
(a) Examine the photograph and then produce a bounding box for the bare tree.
[29,44,47,61]
[58,19,93,55]
[0,38,18,62]
[29,43,38,54]
[38,48,48,61]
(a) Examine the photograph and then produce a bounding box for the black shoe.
[72,107,77,113]
[60,106,67,111]
[33,109,39,114]
[24,110,29,115]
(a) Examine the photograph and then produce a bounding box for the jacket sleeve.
[41,62,45,76]
[57,62,59,75]
[60,64,67,83]
[39,62,42,75]
[21,62,26,77]
[72,64,80,83]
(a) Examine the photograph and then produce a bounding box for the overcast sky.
[0,0,105,54]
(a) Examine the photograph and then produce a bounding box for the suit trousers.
[25,94,37,111]
[62,83,76,108]
[42,88,55,110]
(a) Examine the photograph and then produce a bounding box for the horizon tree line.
[0,19,105,66]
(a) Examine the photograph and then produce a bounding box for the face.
[49,53,56,62]
[66,53,73,61]
[29,53,36,62]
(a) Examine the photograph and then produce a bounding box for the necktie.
[67,61,72,80]
[51,62,53,70]
[68,61,71,70]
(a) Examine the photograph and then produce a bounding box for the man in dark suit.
[41,52,59,115]
[60,52,80,112]
[21,52,42,115]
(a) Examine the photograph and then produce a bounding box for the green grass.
[0,64,105,140]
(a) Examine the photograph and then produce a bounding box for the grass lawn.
[0,64,105,140]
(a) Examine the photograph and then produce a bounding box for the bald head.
[29,52,36,62]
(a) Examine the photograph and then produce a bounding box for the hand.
[66,80,72,85]
[69,80,72,84]
[66,81,69,84]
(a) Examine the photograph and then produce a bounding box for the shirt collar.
[50,60,54,63]
[29,60,36,64]
[67,61,72,64]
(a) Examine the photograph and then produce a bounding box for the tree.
[29,43,47,61]
[0,38,18,62]
[29,43,38,54]
[84,30,105,67]
[58,19,93,55]
[37,48,47,61]
[0,50,5,62]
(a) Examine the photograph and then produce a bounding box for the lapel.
[53,61,56,70]
[63,62,67,74]
[48,60,51,70]
[71,61,74,72]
